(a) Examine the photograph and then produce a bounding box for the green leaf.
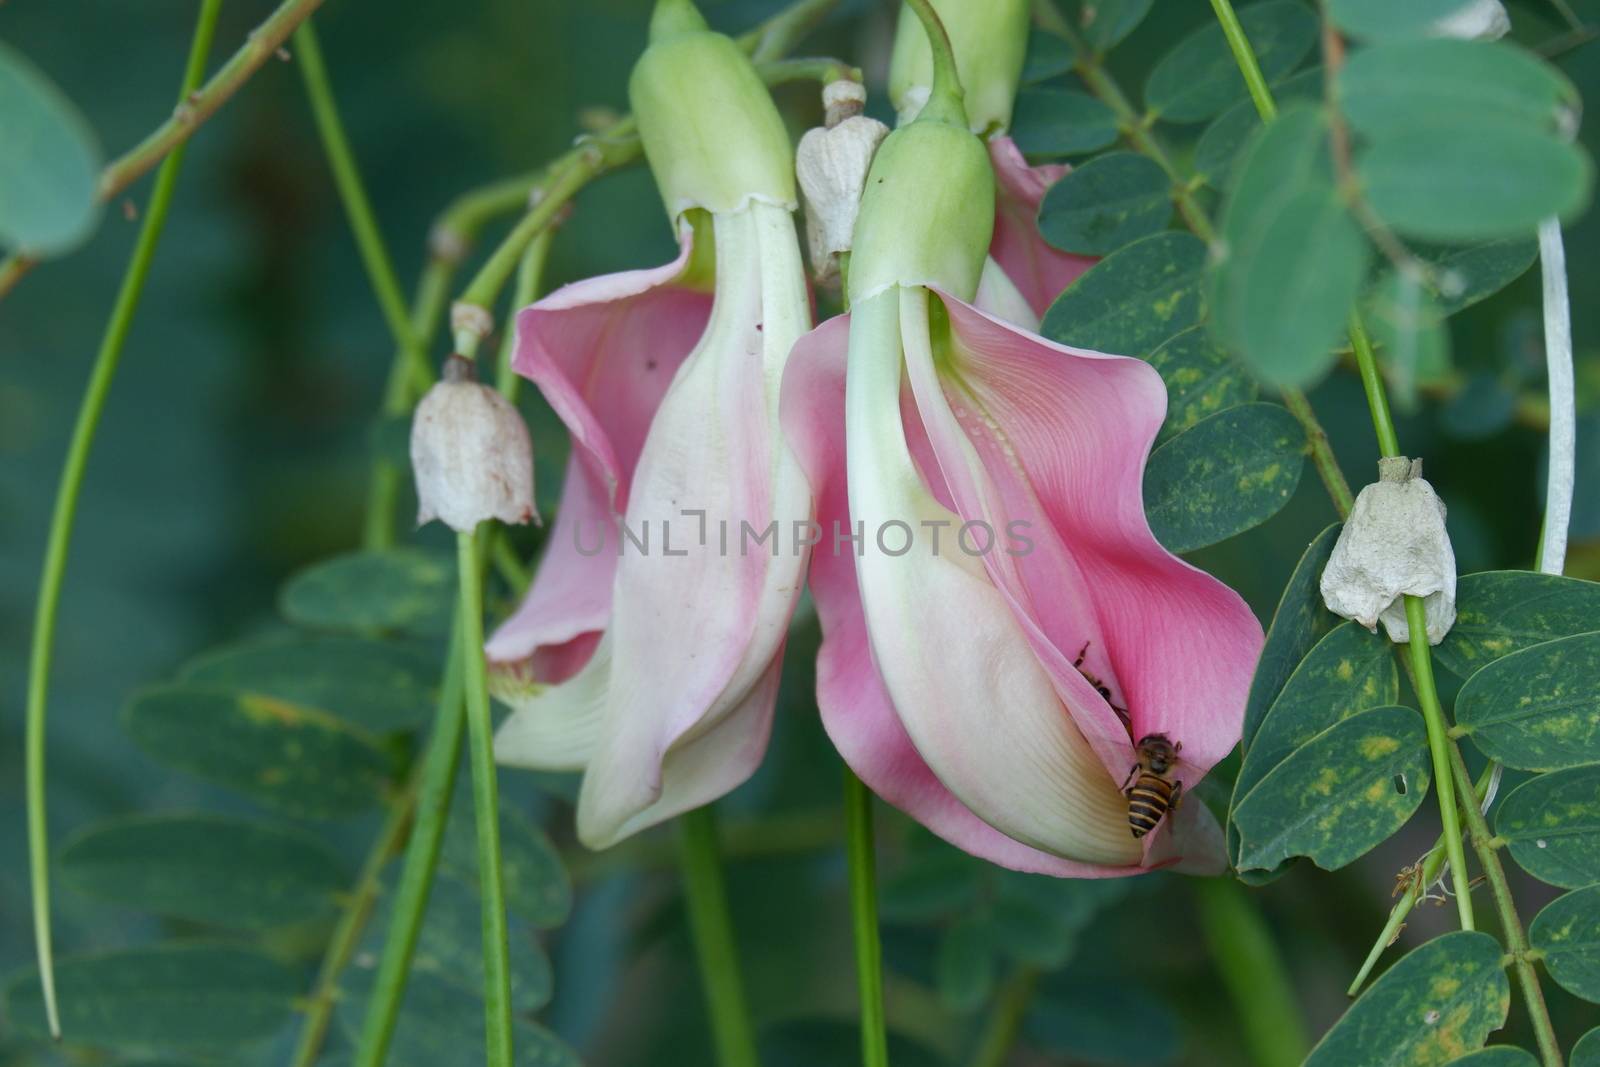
[343,871,552,1016]
[59,814,348,929]
[335,967,579,1067]
[1076,0,1154,52]
[1144,1,1318,124]
[280,549,455,635]
[440,792,571,928]
[1021,30,1076,84]
[1008,88,1120,159]
[1304,931,1508,1066]
[2,944,299,1050]
[1037,151,1171,256]
[1437,572,1600,677]
[1143,402,1306,554]
[1573,1027,1600,1066]
[879,850,985,923]
[1146,326,1259,442]
[124,684,396,818]
[1358,123,1591,242]
[1235,621,1400,813]
[1211,106,1368,387]
[1495,765,1600,890]
[1399,238,1540,317]
[1529,885,1600,1003]
[1339,40,1579,140]
[1454,632,1600,772]
[1241,524,1344,755]
[1233,705,1428,871]
[1445,1050,1540,1067]
[1041,231,1208,358]
[1195,66,1323,186]
[1442,376,1518,441]
[1329,0,1497,39]
[0,41,102,255]
[180,635,437,733]
[936,918,994,1011]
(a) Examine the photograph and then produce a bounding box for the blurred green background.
[2,1,1598,1064]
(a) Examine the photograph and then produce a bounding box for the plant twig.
[0,0,327,301]
[844,771,888,1067]
[23,0,225,1037]
[678,807,761,1067]
[1195,878,1308,1067]
[970,966,1038,1067]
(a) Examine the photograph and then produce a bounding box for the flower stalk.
[677,808,761,1067]
[24,0,224,1037]
[844,771,889,1067]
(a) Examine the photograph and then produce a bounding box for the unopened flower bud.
[796,86,889,285]
[1321,456,1457,645]
[410,355,536,533]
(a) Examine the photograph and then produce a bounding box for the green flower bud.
[847,115,994,304]
[629,0,796,218]
[889,0,1030,135]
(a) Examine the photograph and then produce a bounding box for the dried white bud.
[410,356,535,533]
[1321,457,1457,645]
[822,78,867,127]
[1431,0,1510,40]
[796,111,889,285]
[451,301,494,344]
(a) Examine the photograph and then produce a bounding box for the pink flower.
[781,287,1261,876]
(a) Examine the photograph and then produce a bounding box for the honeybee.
[1122,733,1183,839]
[1073,641,1130,733]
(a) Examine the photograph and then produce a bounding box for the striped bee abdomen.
[1127,773,1175,839]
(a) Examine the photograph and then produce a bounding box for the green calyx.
[847,0,992,303]
[629,0,795,218]
[890,0,1029,134]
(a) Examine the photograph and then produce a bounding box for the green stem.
[970,966,1038,1067]
[23,0,224,1038]
[1048,9,1355,520]
[1348,314,1401,458]
[352,619,468,1067]
[496,230,553,403]
[758,56,865,89]
[1403,597,1475,930]
[740,0,838,62]
[677,807,761,1067]
[1195,880,1308,1067]
[0,0,327,301]
[294,22,429,394]
[844,771,888,1067]
[902,0,967,125]
[1350,766,1496,997]
[1208,0,1278,122]
[456,530,515,1067]
[289,768,420,1067]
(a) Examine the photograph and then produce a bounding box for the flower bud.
[797,82,890,285]
[411,355,536,533]
[629,0,796,218]
[1321,457,1457,645]
[889,0,1030,134]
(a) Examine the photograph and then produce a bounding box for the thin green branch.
[456,530,515,1067]
[1046,7,1355,519]
[0,0,327,302]
[1208,0,1277,122]
[970,966,1038,1067]
[289,767,420,1067]
[677,807,761,1067]
[294,21,429,393]
[352,618,468,1067]
[1195,879,1308,1067]
[739,0,839,62]
[844,771,889,1067]
[23,0,225,1038]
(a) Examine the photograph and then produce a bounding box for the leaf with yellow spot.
[1530,885,1600,1004]
[1304,931,1508,1066]
[1495,765,1600,889]
[1454,631,1600,772]
[124,684,397,819]
[1146,326,1259,444]
[1437,571,1600,678]
[1233,705,1428,871]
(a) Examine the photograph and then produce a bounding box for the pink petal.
[909,291,1264,791]
[486,231,712,683]
[987,136,1095,320]
[783,315,1152,877]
